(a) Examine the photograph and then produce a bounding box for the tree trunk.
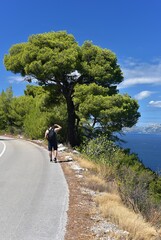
[62,85,79,147]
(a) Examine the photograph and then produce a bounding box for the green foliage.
[23,85,67,140]
[4,31,80,80]
[9,96,34,131]
[0,86,67,140]
[81,135,118,164]
[80,41,123,88]
[4,30,139,146]
[0,87,13,131]
[149,177,161,203]
[24,108,49,139]
[74,83,140,139]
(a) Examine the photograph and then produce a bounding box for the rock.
[58,144,68,152]
[70,163,84,172]
[73,150,80,154]
[65,156,73,161]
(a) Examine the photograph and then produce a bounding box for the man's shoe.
[54,158,57,163]
[50,159,52,162]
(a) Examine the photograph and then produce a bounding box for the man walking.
[45,124,62,162]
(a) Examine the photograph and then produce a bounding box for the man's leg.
[53,150,57,161]
[48,142,52,161]
[53,142,58,162]
[49,151,52,161]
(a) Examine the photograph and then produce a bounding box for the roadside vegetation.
[81,137,161,220]
[1,31,161,239]
[73,140,161,239]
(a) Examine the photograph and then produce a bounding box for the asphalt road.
[0,136,69,240]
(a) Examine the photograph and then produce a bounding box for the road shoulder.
[59,152,95,240]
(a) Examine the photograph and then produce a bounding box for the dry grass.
[95,193,159,240]
[74,154,114,178]
[85,174,109,192]
[107,232,129,240]
[96,163,115,180]
[74,154,118,194]
[73,155,98,173]
[70,153,161,239]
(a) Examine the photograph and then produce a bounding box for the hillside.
[58,149,160,240]
[123,123,161,134]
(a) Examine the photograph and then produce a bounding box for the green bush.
[24,109,49,139]
[81,135,118,164]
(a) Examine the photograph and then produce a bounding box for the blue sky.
[1,0,161,126]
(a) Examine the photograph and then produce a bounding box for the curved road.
[0,136,69,240]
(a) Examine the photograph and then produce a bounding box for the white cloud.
[118,59,161,89]
[149,101,161,108]
[8,75,37,84]
[134,91,154,100]
[8,76,25,83]
[119,77,161,89]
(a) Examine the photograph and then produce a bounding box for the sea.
[119,133,161,173]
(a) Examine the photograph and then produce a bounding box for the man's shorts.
[48,141,58,151]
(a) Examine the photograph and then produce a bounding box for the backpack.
[47,128,56,141]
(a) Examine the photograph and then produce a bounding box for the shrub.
[81,135,118,165]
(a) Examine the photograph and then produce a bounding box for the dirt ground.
[58,153,96,240]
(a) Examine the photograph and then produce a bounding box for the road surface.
[0,136,69,240]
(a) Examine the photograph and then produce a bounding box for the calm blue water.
[120,133,161,173]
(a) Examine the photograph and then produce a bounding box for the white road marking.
[0,141,6,158]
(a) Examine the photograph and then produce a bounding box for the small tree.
[8,95,33,134]
[0,87,13,131]
[74,83,140,140]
